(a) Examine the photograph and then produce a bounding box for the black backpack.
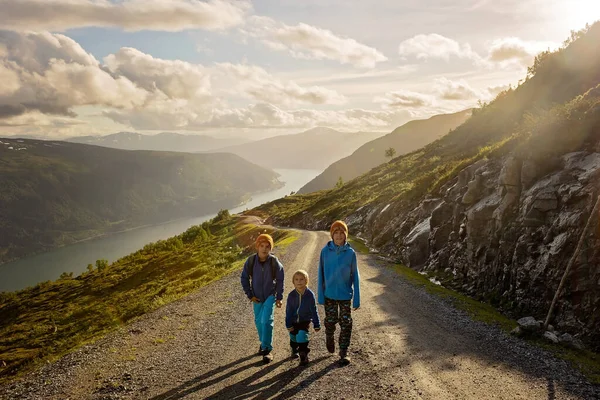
[247,254,278,282]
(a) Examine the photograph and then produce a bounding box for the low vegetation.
[0,212,298,383]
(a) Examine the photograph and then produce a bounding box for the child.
[285,269,321,366]
[240,233,284,363]
[318,220,360,365]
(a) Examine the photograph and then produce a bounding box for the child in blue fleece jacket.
[241,233,284,364]
[285,269,320,366]
[318,220,360,365]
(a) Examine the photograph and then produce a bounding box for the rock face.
[343,150,600,350]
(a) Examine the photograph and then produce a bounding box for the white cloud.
[104,48,212,100]
[486,37,556,68]
[398,34,481,62]
[0,0,251,32]
[398,33,559,70]
[433,77,481,100]
[104,102,416,131]
[216,63,346,106]
[244,16,387,68]
[374,89,433,108]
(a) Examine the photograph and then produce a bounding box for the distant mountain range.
[212,127,385,170]
[298,110,472,193]
[66,132,250,152]
[0,138,280,264]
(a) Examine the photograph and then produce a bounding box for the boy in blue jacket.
[318,220,360,365]
[285,269,321,366]
[241,233,284,363]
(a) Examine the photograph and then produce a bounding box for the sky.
[0,0,598,139]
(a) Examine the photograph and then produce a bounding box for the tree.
[335,176,344,189]
[96,259,109,271]
[385,147,397,160]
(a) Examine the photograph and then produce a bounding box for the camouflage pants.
[324,298,352,350]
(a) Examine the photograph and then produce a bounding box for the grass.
[391,263,600,384]
[348,235,370,254]
[0,213,299,384]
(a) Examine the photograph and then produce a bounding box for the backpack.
[247,254,278,282]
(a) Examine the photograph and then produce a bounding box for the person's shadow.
[150,354,336,400]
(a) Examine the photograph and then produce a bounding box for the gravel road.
[1,229,599,400]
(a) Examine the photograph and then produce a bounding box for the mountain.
[252,22,600,350]
[212,127,384,170]
[66,131,250,152]
[298,110,472,194]
[0,139,281,264]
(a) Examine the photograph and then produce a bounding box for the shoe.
[326,334,335,353]
[339,348,350,365]
[291,349,299,359]
[299,351,309,366]
[258,345,264,355]
[262,351,273,364]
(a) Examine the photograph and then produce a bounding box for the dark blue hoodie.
[285,287,321,329]
[240,254,284,302]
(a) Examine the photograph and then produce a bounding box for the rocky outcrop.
[354,150,600,350]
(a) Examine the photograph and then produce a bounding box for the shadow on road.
[150,354,336,400]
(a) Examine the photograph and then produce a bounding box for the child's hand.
[287,327,294,332]
[276,300,282,308]
[250,296,260,303]
[314,327,321,332]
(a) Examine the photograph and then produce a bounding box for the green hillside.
[298,109,472,194]
[0,139,281,263]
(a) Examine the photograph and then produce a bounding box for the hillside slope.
[252,22,600,349]
[298,109,472,193]
[0,139,280,263]
[213,127,383,169]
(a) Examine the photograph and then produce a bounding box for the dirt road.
[1,229,598,399]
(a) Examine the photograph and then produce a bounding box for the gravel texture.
[1,229,599,399]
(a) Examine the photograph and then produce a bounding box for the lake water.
[0,168,321,293]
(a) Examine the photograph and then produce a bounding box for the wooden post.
[543,194,600,330]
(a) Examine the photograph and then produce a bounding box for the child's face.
[293,274,307,291]
[333,229,346,245]
[257,242,271,260]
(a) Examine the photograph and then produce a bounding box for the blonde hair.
[292,269,309,283]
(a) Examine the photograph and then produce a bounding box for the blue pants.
[253,295,276,351]
[289,329,309,344]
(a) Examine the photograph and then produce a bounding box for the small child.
[285,269,321,366]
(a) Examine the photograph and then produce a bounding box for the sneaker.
[262,351,273,364]
[299,351,309,366]
[291,349,299,359]
[258,345,264,355]
[326,334,335,353]
[339,348,350,365]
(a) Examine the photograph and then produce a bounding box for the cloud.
[0,0,250,32]
[486,37,556,68]
[0,31,152,118]
[433,77,481,100]
[104,102,416,131]
[216,63,346,106]
[104,48,212,100]
[398,34,481,62]
[244,16,387,68]
[374,89,433,108]
[398,33,558,70]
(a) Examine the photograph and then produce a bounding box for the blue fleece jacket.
[317,241,360,309]
[240,254,284,302]
[285,287,321,329]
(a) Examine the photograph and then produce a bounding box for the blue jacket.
[285,287,321,329]
[318,241,360,309]
[240,254,284,302]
